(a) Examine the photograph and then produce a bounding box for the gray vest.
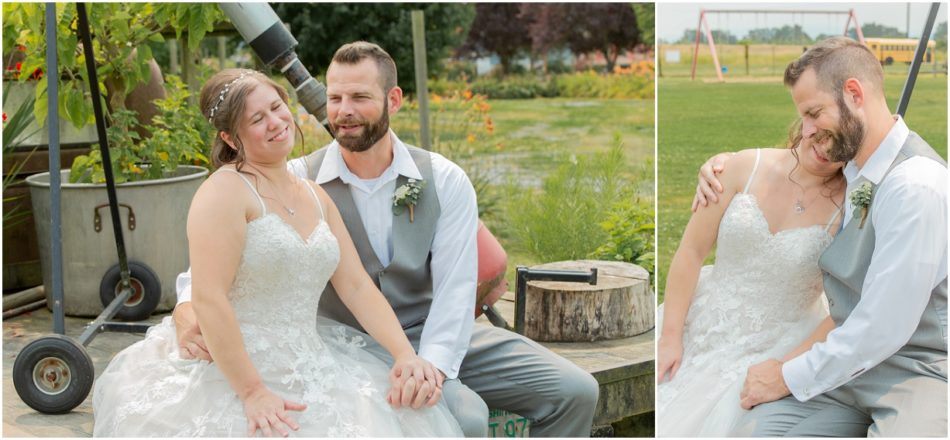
[819,131,947,370]
[303,145,441,332]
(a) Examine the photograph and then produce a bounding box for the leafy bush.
[432,62,655,100]
[502,139,650,269]
[589,198,656,288]
[69,76,211,183]
[555,68,654,99]
[469,75,558,99]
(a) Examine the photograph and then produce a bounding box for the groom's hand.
[173,303,212,362]
[740,359,790,409]
[692,152,734,212]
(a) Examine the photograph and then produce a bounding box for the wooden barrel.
[525,260,652,342]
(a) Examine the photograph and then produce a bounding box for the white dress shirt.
[782,116,949,401]
[177,131,478,379]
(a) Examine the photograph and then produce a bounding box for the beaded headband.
[207,70,254,124]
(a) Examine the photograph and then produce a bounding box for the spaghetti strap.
[218,168,267,215]
[742,149,761,194]
[825,206,843,233]
[302,181,325,222]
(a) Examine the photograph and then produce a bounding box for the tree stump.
[525,260,652,342]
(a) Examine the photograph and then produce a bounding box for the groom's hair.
[784,36,884,97]
[331,41,398,94]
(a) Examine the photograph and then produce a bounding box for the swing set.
[690,8,865,81]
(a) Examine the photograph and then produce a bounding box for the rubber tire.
[12,335,95,414]
[885,56,894,66]
[99,261,161,321]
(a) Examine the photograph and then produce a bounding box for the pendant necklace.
[267,178,299,216]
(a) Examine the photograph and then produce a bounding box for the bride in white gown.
[92,69,462,437]
[656,124,846,437]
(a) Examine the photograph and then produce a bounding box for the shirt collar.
[842,115,909,186]
[314,130,423,185]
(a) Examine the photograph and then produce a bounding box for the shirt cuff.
[782,354,817,402]
[418,343,463,380]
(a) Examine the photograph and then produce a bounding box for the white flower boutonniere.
[393,179,425,223]
[849,182,874,229]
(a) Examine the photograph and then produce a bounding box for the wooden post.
[181,37,198,106]
[168,39,179,75]
[411,10,431,150]
[744,43,749,76]
[218,36,227,70]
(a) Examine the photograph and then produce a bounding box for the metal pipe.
[76,3,134,321]
[45,2,65,336]
[219,3,331,135]
[896,3,941,117]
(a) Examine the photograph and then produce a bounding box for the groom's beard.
[825,96,866,163]
[332,101,390,153]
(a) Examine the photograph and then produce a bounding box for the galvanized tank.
[26,166,208,317]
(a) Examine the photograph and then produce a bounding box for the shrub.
[589,198,656,288]
[502,139,650,267]
[469,75,558,99]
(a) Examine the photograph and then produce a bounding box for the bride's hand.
[388,353,443,409]
[242,385,307,437]
[657,336,684,384]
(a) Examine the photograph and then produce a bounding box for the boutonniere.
[849,182,874,229]
[393,179,425,223]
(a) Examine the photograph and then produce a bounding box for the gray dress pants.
[734,358,947,437]
[358,322,600,437]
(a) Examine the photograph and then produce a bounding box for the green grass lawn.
[656,74,947,303]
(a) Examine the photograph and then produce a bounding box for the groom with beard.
[173,41,599,437]
[696,36,947,437]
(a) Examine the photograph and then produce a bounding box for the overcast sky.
[657,2,947,43]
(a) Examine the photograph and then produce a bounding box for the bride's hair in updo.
[786,118,846,203]
[199,69,302,171]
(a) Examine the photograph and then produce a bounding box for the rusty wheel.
[12,335,94,414]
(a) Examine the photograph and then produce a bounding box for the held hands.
[387,353,445,409]
[242,385,307,437]
[691,152,734,212]
[656,336,684,384]
[739,359,791,410]
[173,304,213,362]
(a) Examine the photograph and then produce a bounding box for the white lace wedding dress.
[92,173,462,437]
[656,151,836,437]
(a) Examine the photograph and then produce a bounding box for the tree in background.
[560,3,641,72]
[677,29,739,45]
[458,3,532,75]
[631,3,655,51]
[849,22,905,39]
[932,21,947,51]
[274,3,474,96]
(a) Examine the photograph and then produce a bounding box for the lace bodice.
[230,214,339,329]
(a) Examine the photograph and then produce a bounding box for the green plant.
[502,139,641,263]
[2,85,40,229]
[3,3,223,183]
[589,198,656,288]
[69,75,211,183]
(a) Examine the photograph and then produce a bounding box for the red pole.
[691,10,704,80]
[851,10,865,44]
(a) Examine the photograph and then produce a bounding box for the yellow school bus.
[864,37,936,65]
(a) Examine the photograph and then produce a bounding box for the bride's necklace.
[790,178,822,215]
[264,178,300,216]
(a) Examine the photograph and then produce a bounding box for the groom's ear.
[387,86,403,115]
[842,78,865,109]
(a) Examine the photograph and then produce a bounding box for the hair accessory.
[208,70,253,123]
